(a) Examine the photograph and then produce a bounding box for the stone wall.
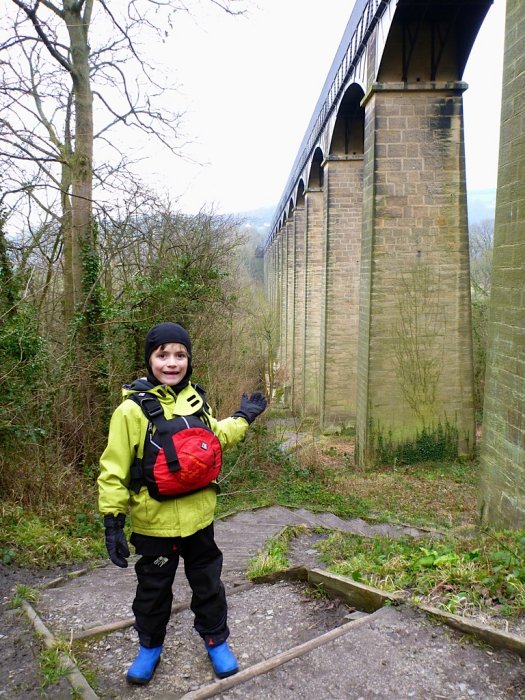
[284,219,294,396]
[292,205,306,412]
[320,156,363,425]
[303,190,324,414]
[356,83,475,464]
[479,0,525,528]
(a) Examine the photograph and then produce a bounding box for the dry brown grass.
[298,435,478,530]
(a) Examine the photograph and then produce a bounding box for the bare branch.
[10,0,72,73]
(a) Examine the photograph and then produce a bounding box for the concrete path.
[215,505,424,580]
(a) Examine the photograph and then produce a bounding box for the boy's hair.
[154,343,189,356]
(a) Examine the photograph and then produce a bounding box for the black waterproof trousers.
[131,523,229,648]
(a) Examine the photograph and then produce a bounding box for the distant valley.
[235,189,496,234]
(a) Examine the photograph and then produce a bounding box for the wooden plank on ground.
[307,568,405,612]
[418,604,525,658]
[177,609,388,700]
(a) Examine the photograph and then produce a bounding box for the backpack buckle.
[138,394,164,420]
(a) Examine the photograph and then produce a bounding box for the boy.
[98,322,266,685]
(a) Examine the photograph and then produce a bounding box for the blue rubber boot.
[205,640,239,678]
[127,644,163,685]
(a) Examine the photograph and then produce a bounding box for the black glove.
[104,513,130,568]
[233,391,267,424]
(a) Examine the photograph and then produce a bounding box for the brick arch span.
[329,83,365,157]
[307,147,324,190]
[377,0,491,83]
[296,180,305,207]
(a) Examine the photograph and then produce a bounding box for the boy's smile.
[150,342,189,386]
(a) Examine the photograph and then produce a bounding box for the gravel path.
[1,506,524,699]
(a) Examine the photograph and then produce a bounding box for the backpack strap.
[128,392,180,473]
[192,383,212,427]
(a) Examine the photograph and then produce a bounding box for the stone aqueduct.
[263,0,525,527]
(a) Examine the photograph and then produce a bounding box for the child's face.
[150,343,189,386]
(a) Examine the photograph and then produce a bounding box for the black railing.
[266,0,389,247]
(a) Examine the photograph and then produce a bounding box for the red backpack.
[128,387,222,501]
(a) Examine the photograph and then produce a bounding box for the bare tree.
[468,218,494,415]
[469,219,494,298]
[0,0,248,465]
[2,0,248,310]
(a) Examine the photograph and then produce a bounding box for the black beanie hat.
[144,322,193,386]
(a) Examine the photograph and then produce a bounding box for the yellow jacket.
[98,381,248,538]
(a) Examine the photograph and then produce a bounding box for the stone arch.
[377,1,489,82]
[330,84,365,156]
[296,180,305,207]
[307,147,324,189]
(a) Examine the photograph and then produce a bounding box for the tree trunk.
[64,2,93,312]
[63,1,104,466]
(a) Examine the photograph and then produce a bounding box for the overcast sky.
[134,0,506,215]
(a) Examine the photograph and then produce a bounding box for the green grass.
[0,503,106,567]
[246,524,313,579]
[247,529,294,579]
[10,583,38,609]
[318,528,525,622]
[242,522,525,624]
[218,423,525,623]
[39,647,71,688]
[39,639,90,697]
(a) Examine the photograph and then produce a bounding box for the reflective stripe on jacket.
[98,382,249,538]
